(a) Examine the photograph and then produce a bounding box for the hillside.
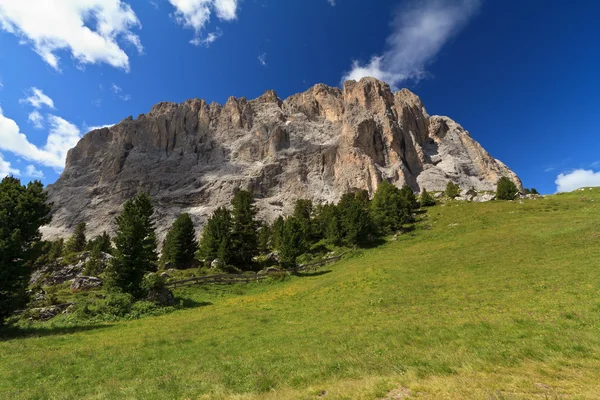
[44,77,521,241]
[2,189,599,399]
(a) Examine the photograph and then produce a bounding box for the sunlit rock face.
[44,77,521,240]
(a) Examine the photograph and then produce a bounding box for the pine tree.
[314,203,342,245]
[257,222,271,254]
[87,231,112,254]
[279,217,308,270]
[65,222,87,254]
[338,191,374,245]
[161,213,198,269]
[420,189,436,207]
[371,181,414,234]
[197,207,232,265]
[229,190,258,268]
[496,177,519,200]
[271,216,285,251]
[445,181,461,199]
[293,199,313,240]
[107,193,158,298]
[0,177,51,324]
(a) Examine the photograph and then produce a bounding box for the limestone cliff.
[44,78,522,240]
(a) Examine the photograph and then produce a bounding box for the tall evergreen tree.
[279,217,308,270]
[0,177,51,325]
[230,190,258,268]
[65,222,87,254]
[371,182,414,234]
[293,199,314,240]
[257,222,271,255]
[338,191,374,245]
[161,213,198,269]
[271,216,285,251]
[314,203,342,245]
[197,207,232,264]
[87,232,112,254]
[107,193,158,298]
[399,185,418,211]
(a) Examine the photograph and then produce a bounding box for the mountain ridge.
[43,77,522,240]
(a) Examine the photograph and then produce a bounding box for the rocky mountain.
[43,77,521,240]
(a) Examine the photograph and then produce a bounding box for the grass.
[1,189,600,399]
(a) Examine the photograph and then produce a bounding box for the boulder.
[211,259,225,269]
[147,287,176,306]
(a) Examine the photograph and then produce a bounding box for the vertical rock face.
[44,78,522,240]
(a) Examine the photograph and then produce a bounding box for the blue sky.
[0,0,598,194]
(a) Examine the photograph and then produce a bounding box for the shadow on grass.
[0,323,113,341]
[360,238,387,249]
[295,270,332,278]
[176,298,213,309]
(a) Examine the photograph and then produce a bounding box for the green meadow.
[1,189,599,399]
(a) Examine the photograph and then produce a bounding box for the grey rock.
[30,251,112,286]
[42,78,522,242]
[147,287,176,306]
[210,259,224,269]
[70,276,103,291]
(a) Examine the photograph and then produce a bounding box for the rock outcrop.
[44,78,521,240]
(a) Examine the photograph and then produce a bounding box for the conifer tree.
[314,203,342,245]
[445,181,461,199]
[496,177,519,200]
[197,207,232,264]
[65,222,87,254]
[271,216,285,251]
[257,222,271,255]
[293,199,313,240]
[338,191,374,245]
[229,190,258,268]
[0,177,51,324]
[420,188,436,207]
[279,217,308,270]
[87,232,112,254]
[107,193,158,298]
[161,213,198,269]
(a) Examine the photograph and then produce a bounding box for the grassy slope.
[1,189,600,399]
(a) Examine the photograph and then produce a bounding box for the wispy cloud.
[190,28,223,46]
[0,152,19,178]
[111,83,131,101]
[342,0,481,89]
[258,52,267,66]
[20,87,54,109]
[0,0,142,71]
[24,164,44,179]
[555,169,600,193]
[328,0,336,6]
[168,0,238,44]
[28,110,44,129]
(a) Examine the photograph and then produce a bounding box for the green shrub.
[97,292,134,317]
[497,177,519,200]
[445,182,461,199]
[420,189,436,207]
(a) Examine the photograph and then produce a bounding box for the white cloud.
[190,29,222,46]
[20,87,54,109]
[328,0,336,6]
[342,0,481,89]
[111,83,122,94]
[168,0,238,42]
[0,153,20,178]
[258,52,267,66]
[24,164,44,178]
[0,106,81,170]
[84,123,115,132]
[0,0,142,71]
[28,110,44,129]
[555,169,600,193]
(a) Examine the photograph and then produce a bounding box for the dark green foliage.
[279,217,308,270]
[257,222,271,255]
[83,245,105,277]
[106,193,158,298]
[161,213,198,269]
[338,191,374,246]
[87,232,112,254]
[314,203,342,244]
[445,181,461,199]
[420,189,436,207]
[524,188,540,195]
[65,222,87,254]
[271,216,285,251]
[0,177,51,325]
[497,177,519,200]
[229,190,258,268]
[48,238,65,261]
[292,199,314,239]
[371,181,414,234]
[197,207,232,264]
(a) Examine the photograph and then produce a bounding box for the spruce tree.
[87,231,112,254]
[371,181,414,234]
[230,190,258,268]
[0,177,51,325]
[257,222,271,255]
[314,203,342,245]
[279,217,308,270]
[338,191,374,246]
[161,213,198,269]
[271,216,285,251]
[197,207,232,264]
[107,193,158,298]
[420,188,436,207]
[293,199,313,240]
[65,222,87,254]
[496,177,519,200]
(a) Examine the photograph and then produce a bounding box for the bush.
[497,177,519,200]
[420,189,436,207]
[142,273,166,294]
[445,182,461,199]
[97,292,134,317]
